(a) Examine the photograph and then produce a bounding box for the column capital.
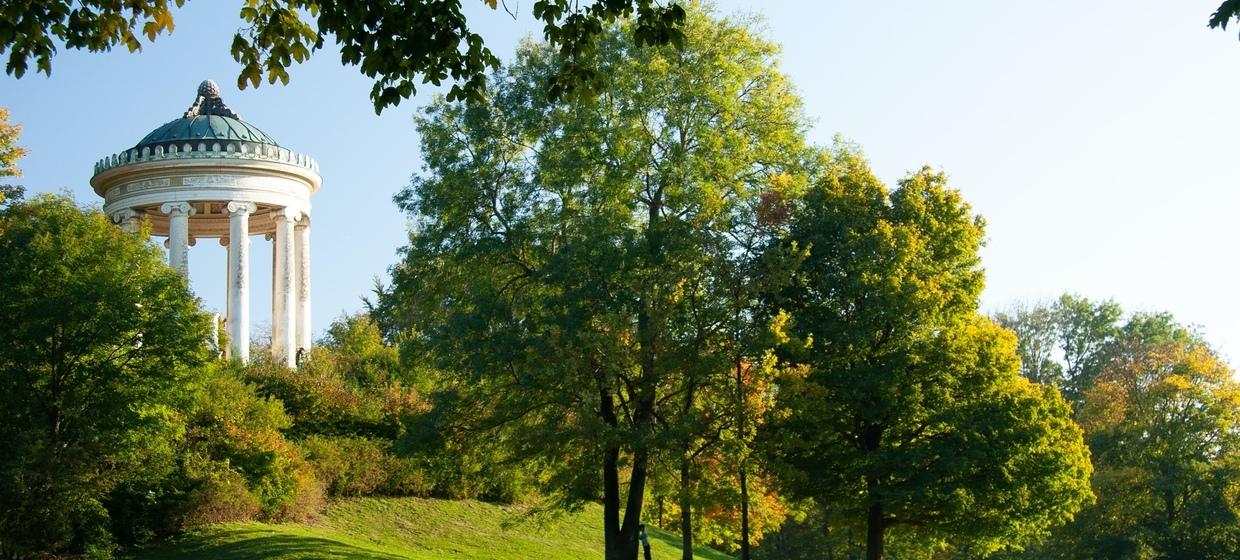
[272,206,302,223]
[218,236,230,247]
[111,208,141,224]
[160,201,196,217]
[295,213,311,228]
[226,201,258,216]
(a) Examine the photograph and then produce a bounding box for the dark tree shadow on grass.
[128,529,409,560]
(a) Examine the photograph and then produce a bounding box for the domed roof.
[133,80,280,150]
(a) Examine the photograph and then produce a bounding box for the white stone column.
[271,207,299,368]
[111,208,142,233]
[294,215,312,360]
[219,236,232,359]
[226,201,257,363]
[160,202,194,277]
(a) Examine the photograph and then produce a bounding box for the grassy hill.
[127,497,734,560]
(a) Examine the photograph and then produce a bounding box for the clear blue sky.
[4,1,1239,358]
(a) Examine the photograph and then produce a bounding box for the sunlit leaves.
[0,195,213,556]
[765,149,1092,557]
[0,108,25,179]
[0,0,186,78]
[379,6,808,551]
[3,1,686,113]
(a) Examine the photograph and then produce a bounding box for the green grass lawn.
[127,497,734,560]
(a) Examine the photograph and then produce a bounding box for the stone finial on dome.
[184,79,241,119]
[198,79,221,98]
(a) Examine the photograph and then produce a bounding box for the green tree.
[0,0,685,112]
[0,195,213,558]
[1012,314,1240,560]
[993,293,1123,406]
[380,6,807,558]
[993,300,1063,387]
[764,148,1093,560]
[316,312,403,388]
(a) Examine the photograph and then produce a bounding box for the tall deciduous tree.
[380,7,807,559]
[0,0,684,112]
[993,293,1122,406]
[1006,313,1240,560]
[764,147,1093,560]
[0,195,213,558]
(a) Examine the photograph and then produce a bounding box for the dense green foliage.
[377,6,808,558]
[0,0,684,112]
[763,148,1093,560]
[0,213,444,559]
[996,302,1240,559]
[0,195,212,558]
[994,294,1123,406]
[10,6,1240,560]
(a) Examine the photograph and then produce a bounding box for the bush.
[397,391,536,504]
[242,360,403,440]
[298,435,431,498]
[179,468,262,526]
[178,365,324,524]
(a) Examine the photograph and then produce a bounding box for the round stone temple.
[89,79,322,369]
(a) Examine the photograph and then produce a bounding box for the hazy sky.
[4,1,1239,359]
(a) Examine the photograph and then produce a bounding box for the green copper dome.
[136,115,279,149]
[133,80,280,150]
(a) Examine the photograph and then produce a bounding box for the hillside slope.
[128,497,733,560]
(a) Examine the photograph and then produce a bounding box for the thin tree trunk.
[602,387,623,560]
[735,356,751,560]
[619,447,651,560]
[680,453,694,560]
[865,482,884,560]
[738,463,751,560]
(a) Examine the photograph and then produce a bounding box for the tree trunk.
[618,447,651,560]
[865,496,884,560]
[600,377,654,560]
[680,453,694,560]
[733,356,753,559]
[602,388,623,560]
[738,463,751,560]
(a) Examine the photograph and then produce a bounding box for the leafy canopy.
[0,0,685,113]
[380,5,807,557]
[765,147,1093,559]
[1003,313,1240,560]
[993,293,1123,406]
[0,194,213,558]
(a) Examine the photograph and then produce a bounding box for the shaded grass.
[128,497,733,560]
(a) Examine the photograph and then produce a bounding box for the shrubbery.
[298,435,430,497]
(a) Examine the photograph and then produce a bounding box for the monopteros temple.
[90,80,321,367]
